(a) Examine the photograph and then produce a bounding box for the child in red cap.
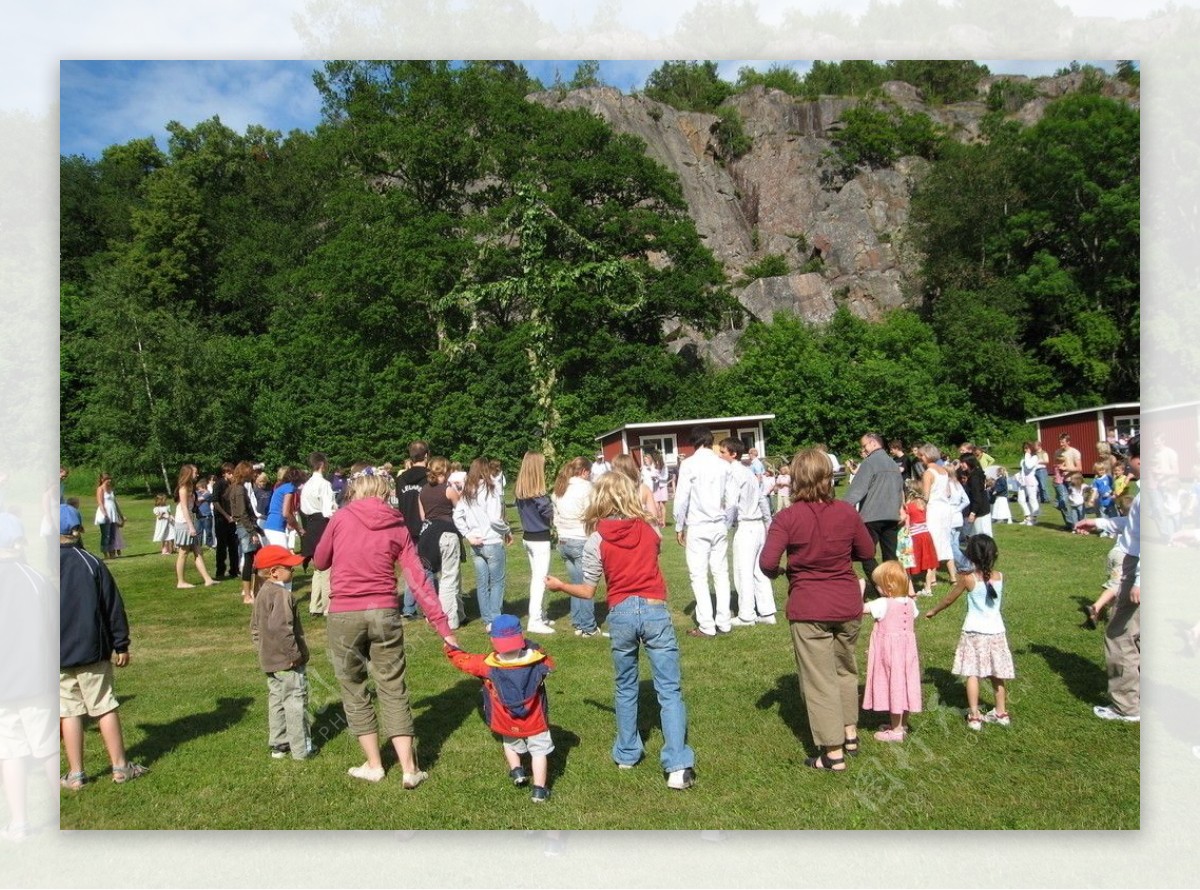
[444,614,555,802]
[251,544,312,760]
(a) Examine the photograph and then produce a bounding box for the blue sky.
[60,58,1118,160]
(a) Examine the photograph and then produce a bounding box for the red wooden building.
[594,414,776,468]
[1142,401,1200,478]
[1025,402,1139,471]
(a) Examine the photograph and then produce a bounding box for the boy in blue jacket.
[59,504,147,789]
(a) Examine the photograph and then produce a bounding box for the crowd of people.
[39,426,1140,814]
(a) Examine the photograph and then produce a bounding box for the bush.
[742,254,790,281]
[714,106,752,161]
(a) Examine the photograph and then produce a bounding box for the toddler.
[862,561,923,741]
[152,494,174,555]
[445,614,555,803]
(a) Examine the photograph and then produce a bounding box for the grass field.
[50,482,1138,830]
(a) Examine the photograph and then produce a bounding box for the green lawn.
[54,489,1137,829]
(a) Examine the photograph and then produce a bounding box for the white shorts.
[501,730,554,757]
[0,701,58,759]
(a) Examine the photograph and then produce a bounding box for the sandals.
[843,736,861,757]
[60,771,87,791]
[804,752,846,772]
[111,762,149,784]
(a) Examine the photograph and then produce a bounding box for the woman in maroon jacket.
[760,448,876,772]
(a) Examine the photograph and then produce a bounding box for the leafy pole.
[436,183,646,463]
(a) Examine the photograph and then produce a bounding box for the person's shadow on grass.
[582,680,682,766]
[1028,642,1108,705]
[923,666,967,711]
[125,695,253,767]
[409,677,487,770]
[755,673,813,750]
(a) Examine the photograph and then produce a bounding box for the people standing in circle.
[718,438,776,627]
[395,442,430,621]
[174,464,216,589]
[299,452,338,616]
[1017,442,1042,525]
[228,460,264,605]
[264,467,304,555]
[417,456,464,630]
[515,451,556,636]
[842,432,904,599]
[591,452,612,481]
[917,444,957,585]
[675,427,737,639]
[552,456,599,638]
[614,453,657,528]
[642,449,668,527]
[94,473,124,559]
[453,457,512,632]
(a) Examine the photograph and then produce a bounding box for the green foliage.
[713,106,752,160]
[986,78,1038,112]
[832,103,944,172]
[568,60,603,90]
[886,60,990,105]
[1116,60,1140,88]
[735,63,806,95]
[740,254,790,282]
[800,60,888,99]
[643,60,733,113]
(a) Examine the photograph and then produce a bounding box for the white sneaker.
[348,763,386,782]
[1093,705,1139,723]
[402,770,428,790]
[730,616,758,627]
[667,767,696,790]
[755,615,777,625]
[966,713,983,731]
[982,708,1011,726]
[526,620,556,635]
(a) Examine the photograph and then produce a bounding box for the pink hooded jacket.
[313,496,451,637]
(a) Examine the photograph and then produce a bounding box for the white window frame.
[639,434,679,466]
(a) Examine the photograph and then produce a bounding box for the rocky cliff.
[530,73,1137,365]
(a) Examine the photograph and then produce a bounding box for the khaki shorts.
[60,661,120,718]
[0,701,58,759]
[501,730,554,757]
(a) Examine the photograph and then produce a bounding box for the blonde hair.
[612,453,640,485]
[788,448,834,504]
[346,463,393,502]
[514,452,547,500]
[583,472,653,533]
[871,560,910,598]
[904,481,925,502]
[427,456,450,485]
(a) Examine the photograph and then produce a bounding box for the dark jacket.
[250,580,309,673]
[843,447,904,524]
[516,495,554,542]
[60,543,130,668]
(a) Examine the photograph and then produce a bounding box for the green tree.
[643,60,733,113]
[886,60,990,104]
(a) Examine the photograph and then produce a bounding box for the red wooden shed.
[594,414,776,468]
[1142,401,1200,478]
[1026,402,1140,471]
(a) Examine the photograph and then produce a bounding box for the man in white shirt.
[720,438,776,626]
[591,453,611,480]
[299,451,338,616]
[674,427,737,637]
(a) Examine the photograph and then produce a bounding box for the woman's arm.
[758,514,789,579]
[922,467,933,501]
[97,486,108,521]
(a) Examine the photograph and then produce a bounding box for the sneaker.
[966,713,983,732]
[730,616,758,627]
[616,762,636,770]
[348,763,386,782]
[667,767,696,790]
[526,620,556,635]
[530,785,551,803]
[575,629,602,638]
[270,744,291,760]
[1093,705,1139,723]
[755,615,777,625]
[982,708,1011,726]
[509,766,530,786]
[402,770,429,789]
[874,727,907,742]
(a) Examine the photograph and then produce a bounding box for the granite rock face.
[530,74,1133,364]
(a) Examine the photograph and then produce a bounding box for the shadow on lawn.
[755,673,812,748]
[410,678,485,770]
[1028,642,1108,704]
[125,696,253,767]
[584,680,678,747]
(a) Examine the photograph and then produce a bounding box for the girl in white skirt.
[923,535,1013,731]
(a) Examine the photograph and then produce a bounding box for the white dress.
[924,470,955,562]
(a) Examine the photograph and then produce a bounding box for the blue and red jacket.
[445,643,553,738]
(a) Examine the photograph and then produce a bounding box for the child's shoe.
[509,766,530,786]
[982,709,1011,726]
[530,785,551,803]
[874,726,907,742]
[966,712,984,731]
[348,763,386,782]
[270,744,291,760]
[111,762,149,784]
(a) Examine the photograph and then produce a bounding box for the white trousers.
[732,520,776,619]
[685,521,731,634]
[523,539,552,623]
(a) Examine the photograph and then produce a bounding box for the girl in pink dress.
[862,560,923,741]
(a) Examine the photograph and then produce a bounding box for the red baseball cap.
[253,545,303,570]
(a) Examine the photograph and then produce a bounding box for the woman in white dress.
[1017,442,1042,525]
[918,444,957,586]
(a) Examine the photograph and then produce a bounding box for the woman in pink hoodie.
[314,464,458,786]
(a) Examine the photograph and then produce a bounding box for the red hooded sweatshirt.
[593,518,667,609]
[313,496,451,637]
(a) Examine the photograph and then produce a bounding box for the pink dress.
[862,597,923,715]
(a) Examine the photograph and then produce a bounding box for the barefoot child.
[444,615,555,803]
[152,494,174,555]
[924,535,1014,731]
[250,545,312,761]
[862,561,923,741]
[902,482,938,595]
[544,472,697,790]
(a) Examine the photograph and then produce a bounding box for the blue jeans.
[471,542,506,626]
[98,521,114,553]
[1035,467,1049,503]
[950,526,972,573]
[1055,482,1075,529]
[558,538,597,633]
[400,577,417,618]
[607,596,694,772]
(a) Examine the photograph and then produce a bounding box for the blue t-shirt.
[1092,474,1114,507]
[264,482,295,532]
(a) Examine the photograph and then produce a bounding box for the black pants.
[214,518,240,578]
[860,519,900,599]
